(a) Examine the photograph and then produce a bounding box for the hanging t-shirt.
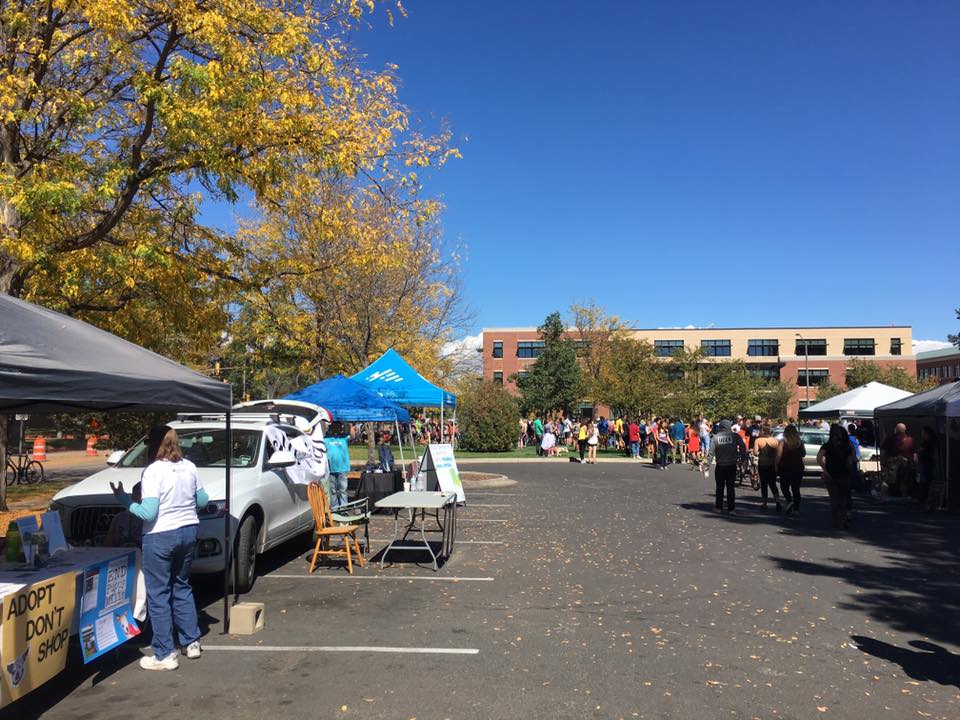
[325,436,351,474]
[140,459,202,535]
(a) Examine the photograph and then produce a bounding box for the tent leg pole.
[222,408,233,634]
[441,404,444,443]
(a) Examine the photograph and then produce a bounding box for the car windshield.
[801,430,829,446]
[118,429,261,468]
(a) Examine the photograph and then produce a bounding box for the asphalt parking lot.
[7,460,960,720]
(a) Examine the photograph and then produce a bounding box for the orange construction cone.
[85,436,97,456]
[32,436,47,462]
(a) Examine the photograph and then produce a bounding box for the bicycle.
[5,453,44,486]
[736,454,760,490]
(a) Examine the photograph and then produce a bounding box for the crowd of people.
[520,411,938,530]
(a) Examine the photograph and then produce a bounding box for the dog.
[6,645,29,688]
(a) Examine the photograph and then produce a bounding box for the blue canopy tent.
[350,349,457,443]
[284,374,412,462]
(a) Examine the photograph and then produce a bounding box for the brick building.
[916,346,960,383]
[482,325,915,418]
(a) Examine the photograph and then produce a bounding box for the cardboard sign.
[420,444,465,503]
[78,551,140,664]
[1,571,75,707]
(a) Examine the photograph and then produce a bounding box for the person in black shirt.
[817,424,855,530]
[706,420,747,514]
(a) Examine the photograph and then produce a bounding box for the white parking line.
[265,574,494,582]
[465,504,511,508]
[204,645,479,655]
[466,492,517,496]
[368,538,504,545]
[457,518,508,523]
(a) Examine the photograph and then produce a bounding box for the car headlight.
[198,500,227,519]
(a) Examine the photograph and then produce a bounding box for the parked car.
[232,398,331,430]
[50,412,324,592]
[798,425,877,473]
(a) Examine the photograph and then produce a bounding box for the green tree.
[458,379,519,453]
[812,381,844,404]
[844,358,935,393]
[663,347,707,419]
[597,337,665,417]
[514,312,583,415]
[949,308,959,347]
[570,300,629,415]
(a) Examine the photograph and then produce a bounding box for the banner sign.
[421,443,465,503]
[1,571,75,707]
[78,551,140,664]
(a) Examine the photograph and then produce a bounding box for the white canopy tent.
[799,382,914,419]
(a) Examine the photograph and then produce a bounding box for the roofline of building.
[482,325,913,333]
[916,347,960,360]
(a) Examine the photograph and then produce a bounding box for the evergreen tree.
[514,312,584,415]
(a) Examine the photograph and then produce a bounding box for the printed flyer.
[78,551,140,664]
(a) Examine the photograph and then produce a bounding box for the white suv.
[51,412,325,592]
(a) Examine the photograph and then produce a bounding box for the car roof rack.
[175,412,301,426]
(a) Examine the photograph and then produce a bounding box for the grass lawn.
[347,442,635,462]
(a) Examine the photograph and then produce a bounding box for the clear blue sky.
[208,1,960,343]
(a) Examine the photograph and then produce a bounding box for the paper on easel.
[40,511,69,555]
[14,516,38,565]
[420,444,465,503]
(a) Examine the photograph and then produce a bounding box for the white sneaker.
[185,641,201,659]
[140,653,179,671]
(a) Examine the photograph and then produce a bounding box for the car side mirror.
[106,450,125,467]
[266,450,296,468]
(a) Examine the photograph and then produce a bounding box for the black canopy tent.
[0,294,237,629]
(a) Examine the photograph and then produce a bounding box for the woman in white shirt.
[112,426,209,671]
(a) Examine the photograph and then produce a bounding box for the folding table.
[374,491,457,571]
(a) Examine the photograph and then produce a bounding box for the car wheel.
[232,514,259,594]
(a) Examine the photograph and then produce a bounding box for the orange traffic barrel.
[85,436,97,456]
[32,436,47,462]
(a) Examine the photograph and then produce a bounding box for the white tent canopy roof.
[798,381,913,419]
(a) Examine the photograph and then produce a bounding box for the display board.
[1,570,75,708]
[420,443,465,503]
[78,551,141,663]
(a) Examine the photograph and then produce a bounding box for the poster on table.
[421,443,465,503]
[78,550,140,664]
[0,571,75,708]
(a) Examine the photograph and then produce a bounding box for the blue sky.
[207,1,960,344]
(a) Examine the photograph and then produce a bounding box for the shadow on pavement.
[851,636,960,688]
[680,485,960,649]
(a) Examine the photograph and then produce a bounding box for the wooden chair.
[307,482,365,574]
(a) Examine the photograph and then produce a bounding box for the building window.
[798,369,830,387]
[654,339,684,357]
[701,339,732,357]
[516,341,545,359]
[666,368,684,380]
[843,338,876,356]
[747,339,779,357]
[493,372,503,385]
[890,338,902,356]
[748,365,780,381]
[798,399,817,411]
[492,341,503,358]
[795,338,827,356]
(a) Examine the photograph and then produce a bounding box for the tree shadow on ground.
[851,636,960,688]
[680,487,960,649]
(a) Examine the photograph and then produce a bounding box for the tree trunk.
[0,415,7,512]
[366,422,377,466]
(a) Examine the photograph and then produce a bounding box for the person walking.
[577,420,589,463]
[753,424,781,512]
[777,424,806,515]
[111,426,207,670]
[587,421,599,464]
[817,424,855,530]
[706,420,746,514]
[670,417,687,464]
[656,422,672,470]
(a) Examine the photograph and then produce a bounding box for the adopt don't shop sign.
[1,571,75,707]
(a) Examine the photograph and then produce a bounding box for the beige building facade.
[482,325,915,418]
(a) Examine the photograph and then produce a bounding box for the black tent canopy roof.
[0,294,231,412]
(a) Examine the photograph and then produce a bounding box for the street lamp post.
[796,333,809,407]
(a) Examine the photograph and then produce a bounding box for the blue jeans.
[330,472,348,508]
[658,442,670,467]
[629,441,639,458]
[142,524,201,659]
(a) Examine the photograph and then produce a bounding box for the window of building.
[701,339,732,357]
[747,339,779,357]
[798,399,817,411]
[666,368,684,380]
[890,338,902,356]
[843,338,876,356]
[654,339,684,357]
[798,369,830,387]
[795,338,827,356]
[492,341,503,358]
[516,341,545,359]
[748,365,780,381]
[493,372,503,385]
